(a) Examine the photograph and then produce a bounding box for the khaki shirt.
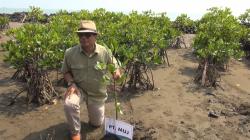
[61,43,118,103]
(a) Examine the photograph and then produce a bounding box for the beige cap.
[76,20,98,34]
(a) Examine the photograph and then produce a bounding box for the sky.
[0,0,250,20]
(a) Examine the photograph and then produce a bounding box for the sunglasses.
[78,33,96,38]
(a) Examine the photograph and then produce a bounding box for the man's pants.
[64,92,105,135]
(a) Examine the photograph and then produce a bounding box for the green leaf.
[116,102,123,115]
[95,61,106,70]
[101,74,110,84]
[107,63,116,73]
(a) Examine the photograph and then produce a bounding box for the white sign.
[105,117,134,140]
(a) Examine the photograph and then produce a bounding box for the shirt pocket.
[71,65,86,83]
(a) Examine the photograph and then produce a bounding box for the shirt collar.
[79,43,100,55]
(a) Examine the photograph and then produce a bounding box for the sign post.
[105,117,134,140]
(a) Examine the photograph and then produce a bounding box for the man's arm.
[62,51,79,98]
[63,72,80,98]
[64,72,74,85]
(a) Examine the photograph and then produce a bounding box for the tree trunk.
[201,59,208,86]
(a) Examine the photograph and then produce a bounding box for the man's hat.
[76,20,98,34]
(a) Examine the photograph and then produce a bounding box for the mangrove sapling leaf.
[107,64,116,74]
[95,61,107,70]
[95,60,125,119]
[102,75,110,85]
[116,102,124,115]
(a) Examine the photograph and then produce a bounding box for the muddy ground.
[0,23,250,140]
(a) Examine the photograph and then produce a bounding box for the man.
[62,20,121,140]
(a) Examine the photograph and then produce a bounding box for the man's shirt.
[62,43,118,103]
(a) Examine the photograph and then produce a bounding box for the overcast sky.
[0,0,249,20]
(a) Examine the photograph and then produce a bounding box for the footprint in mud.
[238,117,250,138]
[133,121,159,140]
[237,103,250,116]
[236,103,250,137]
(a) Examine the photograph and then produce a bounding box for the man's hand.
[64,83,80,100]
[113,69,121,80]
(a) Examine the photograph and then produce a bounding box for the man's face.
[78,33,97,48]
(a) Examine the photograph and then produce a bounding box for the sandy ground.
[0,23,250,140]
